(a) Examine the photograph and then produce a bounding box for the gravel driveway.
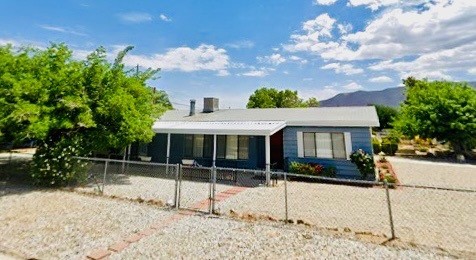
[216,181,476,254]
[387,157,476,190]
[111,215,449,259]
[0,190,175,259]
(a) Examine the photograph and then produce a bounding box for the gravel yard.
[111,214,449,259]
[216,181,476,254]
[76,174,233,210]
[388,157,476,190]
[0,190,175,259]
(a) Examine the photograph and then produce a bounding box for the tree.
[0,43,171,185]
[246,87,319,108]
[373,104,399,129]
[394,78,476,157]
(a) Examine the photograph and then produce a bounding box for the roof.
[153,121,286,136]
[158,106,380,127]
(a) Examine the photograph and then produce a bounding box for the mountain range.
[320,82,476,107]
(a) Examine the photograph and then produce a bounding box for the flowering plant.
[31,134,89,186]
[350,149,375,179]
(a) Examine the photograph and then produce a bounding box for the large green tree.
[373,104,399,130]
[246,87,319,108]
[394,78,476,156]
[0,43,171,185]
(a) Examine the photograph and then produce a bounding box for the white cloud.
[216,70,230,77]
[225,40,254,49]
[285,1,476,80]
[347,0,399,11]
[289,55,308,64]
[369,42,476,80]
[0,38,18,46]
[342,82,363,90]
[118,12,153,23]
[321,62,363,75]
[314,0,338,5]
[39,25,87,36]
[468,68,476,75]
[119,44,229,72]
[257,53,286,65]
[337,23,352,35]
[240,69,268,77]
[368,76,393,83]
[300,86,340,101]
[159,14,172,22]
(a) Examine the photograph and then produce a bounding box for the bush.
[321,166,337,178]
[350,149,375,180]
[288,161,338,177]
[31,135,88,187]
[381,142,398,155]
[372,137,381,154]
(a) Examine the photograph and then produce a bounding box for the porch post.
[265,134,271,186]
[166,133,171,164]
[212,134,217,167]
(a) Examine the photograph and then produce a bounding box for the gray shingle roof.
[158,106,379,127]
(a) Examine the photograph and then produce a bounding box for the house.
[135,97,379,180]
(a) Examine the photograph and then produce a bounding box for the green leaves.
[394,78,476,153]
[246,87,319,108]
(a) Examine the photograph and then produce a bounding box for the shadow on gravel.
[0,158,40,197]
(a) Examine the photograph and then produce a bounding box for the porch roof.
[152,120,286,136]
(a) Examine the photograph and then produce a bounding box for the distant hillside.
[320,87,405,107]
[320,81,476,107]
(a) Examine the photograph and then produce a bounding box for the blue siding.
[283,126,374,180]
[148,134,266,169]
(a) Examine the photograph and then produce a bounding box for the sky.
[0,0,475,109]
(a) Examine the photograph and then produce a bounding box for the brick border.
[86,186,248,259]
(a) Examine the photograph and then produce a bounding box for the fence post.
[212,166,217,214]
[208,167,213,214]
[284,171,289,223]
[102,160,108,195]
[178,164,183,209]
[174,164,179,209]
[384,180,396,239]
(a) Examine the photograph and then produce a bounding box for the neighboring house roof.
[153,121,286,136]
[157,106,380,127]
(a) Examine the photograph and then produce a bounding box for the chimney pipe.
[189,99,196,116]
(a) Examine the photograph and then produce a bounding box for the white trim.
[153,121,286,136]
[344,132,352,160]
[297,132,304,157]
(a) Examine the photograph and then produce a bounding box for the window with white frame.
[300,132,350,159]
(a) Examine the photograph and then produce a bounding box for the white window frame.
[297,131,352,160]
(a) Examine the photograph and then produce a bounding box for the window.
[302,132,347,159]
[183,134,213,158]
[238,136,249,159]
[226,135,238,159]
[217,135,249,160]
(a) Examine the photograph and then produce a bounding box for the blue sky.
[1,0,475,109]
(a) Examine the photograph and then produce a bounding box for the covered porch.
[152,120,286,184]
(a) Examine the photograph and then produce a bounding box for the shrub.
[372,137,381,154]
[31,135,88,187]
[350,149,375,180]
[381,142,398,155]
[289,161,327,176]
[321,166,337,178]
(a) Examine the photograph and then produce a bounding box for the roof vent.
[189,99,196,116]
[203,97,219,113]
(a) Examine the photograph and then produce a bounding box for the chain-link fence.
[74,157,476,253]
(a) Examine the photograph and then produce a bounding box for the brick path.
[86,186,248,260]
